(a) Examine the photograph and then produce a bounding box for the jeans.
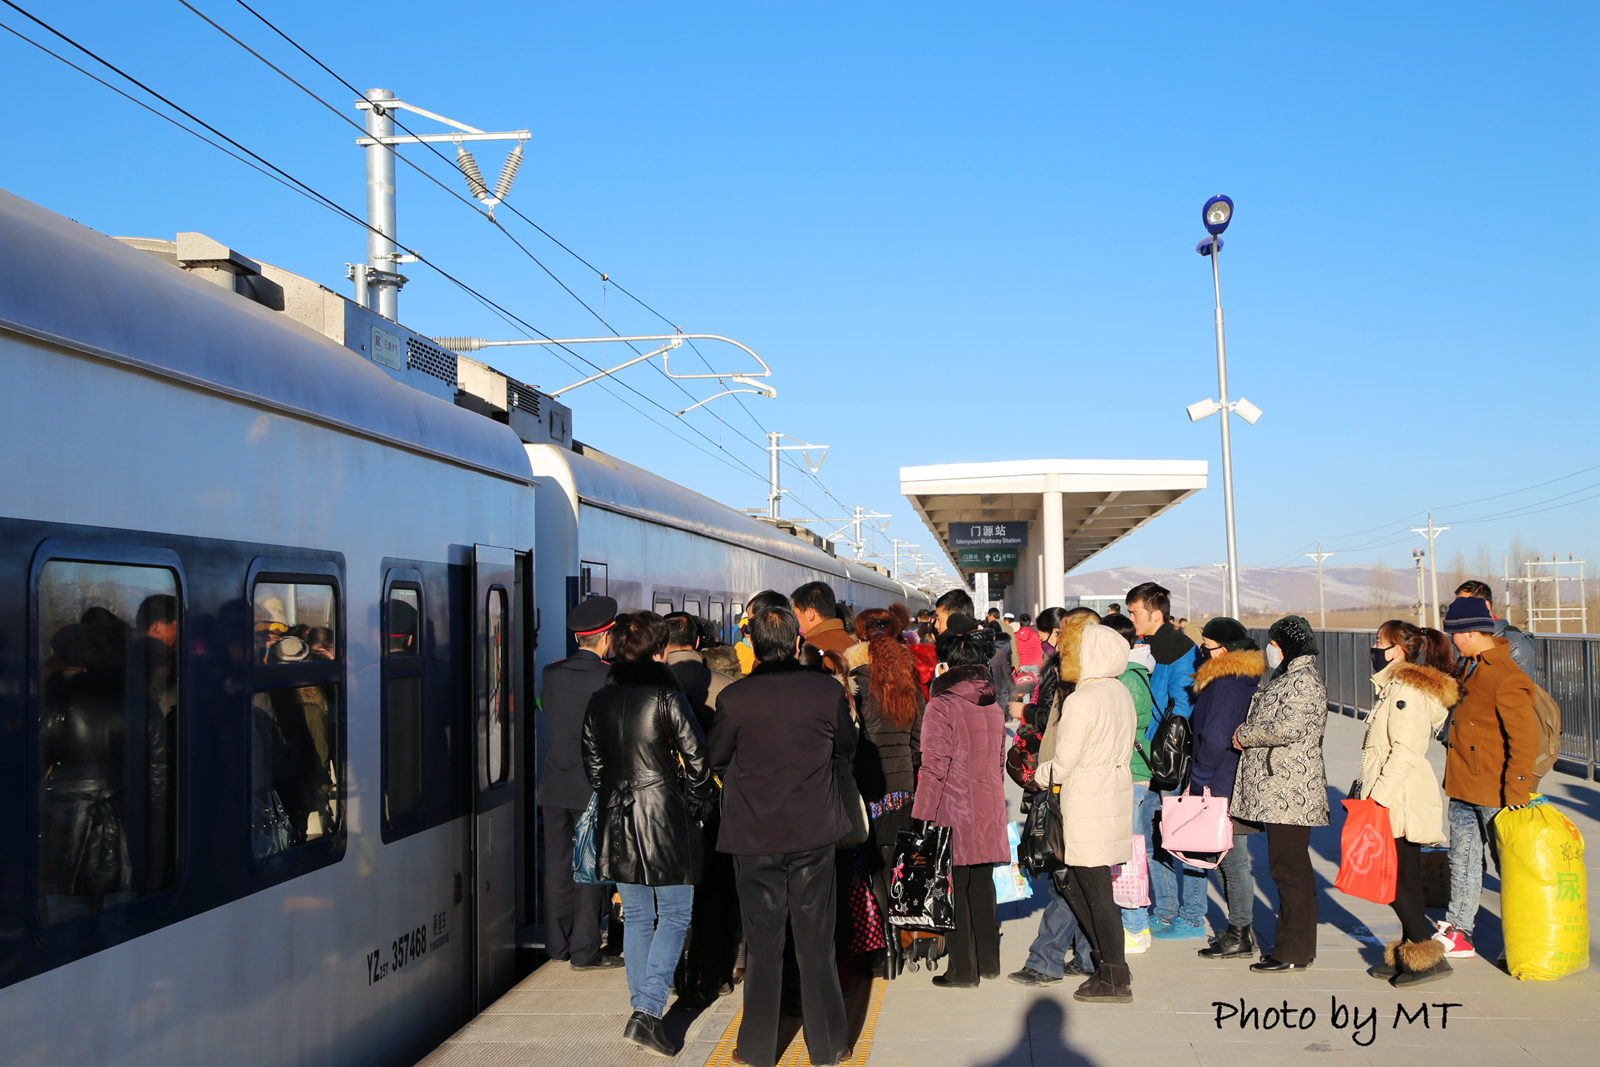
[1024,886,1094,977]
[1215,831,1254,929]
[1133,784,1207,928]
[616,883,694,1018]
[1445,798,1501,937]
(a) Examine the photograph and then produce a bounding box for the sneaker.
[1007,966,1063,987]
[1431,921,1475,959]
[1124,928,1151,954]
[1152,919,1206,941]
[1147,917,1175,935]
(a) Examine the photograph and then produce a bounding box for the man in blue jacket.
[1126,582,1206,943]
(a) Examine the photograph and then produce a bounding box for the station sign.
[958,548,1019,569]
[949,521,1029,549]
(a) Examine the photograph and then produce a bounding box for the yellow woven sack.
[1495,797,1588,981]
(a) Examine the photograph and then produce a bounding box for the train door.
[471,544,521,1010]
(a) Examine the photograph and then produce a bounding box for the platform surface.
[420,710,1600,1066]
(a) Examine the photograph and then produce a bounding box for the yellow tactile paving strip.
[703,977,884,1067]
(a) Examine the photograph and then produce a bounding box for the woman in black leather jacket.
[582,611,715,1057]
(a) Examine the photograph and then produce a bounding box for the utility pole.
[890,539,918,582]
[1305,541,1333,628]
[1178,571,1197,620]
[817,506,890,560]
[1413,549,1427,626]
[763,432,828,519]
[1213,562,1230,617]
[353,90,529,321]
[1410,510,1450,629]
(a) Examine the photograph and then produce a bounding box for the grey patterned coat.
[1229,655,1329,827]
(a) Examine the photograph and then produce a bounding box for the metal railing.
[1245,627,1600,781]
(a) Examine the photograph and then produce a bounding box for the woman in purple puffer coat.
[911,616,1010,988]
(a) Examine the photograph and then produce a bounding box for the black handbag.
[1138,708,1193,792]
[1018,785,1065,875]
[886,820,956,931]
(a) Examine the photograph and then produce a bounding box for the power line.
[199,0,845,512]
[3,0,770,486]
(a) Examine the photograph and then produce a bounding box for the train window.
[684,599,702,619]
[653,596,675,615]
[251,580,341,859]
[36,561,179,924]
[384,583,424,819]
[580,561,608,598]
[485,587,509,787]
[710,599,726,642]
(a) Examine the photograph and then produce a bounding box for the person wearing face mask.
[1357,621,1458,987]
[1229,615,1329,972]
[1185,618,1264,961]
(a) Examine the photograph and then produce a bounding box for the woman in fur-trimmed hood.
[1187,617,1265,961]
[1358,620,1460,989]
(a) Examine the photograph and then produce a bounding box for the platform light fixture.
[1187,193,1253,618]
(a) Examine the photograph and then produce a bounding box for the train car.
[522,439,931,680]
[0,188,537,1065]
[0,183,938,1065]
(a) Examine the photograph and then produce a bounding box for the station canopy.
[900,459,1207,610]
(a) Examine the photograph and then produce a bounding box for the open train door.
[471,544,521,1010]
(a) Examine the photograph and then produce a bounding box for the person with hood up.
[910,616,1010,988]
[1185,618,1265,961]
[1008,608,1098,986]
[1035,623,1138,1003]
[1230,615,1329,972]
[1357,620,1459,987]
[1097,613,1159,950]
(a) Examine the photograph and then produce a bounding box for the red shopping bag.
[1336,798,1397,905]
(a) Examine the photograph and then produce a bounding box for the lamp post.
[1187,194,1259,620]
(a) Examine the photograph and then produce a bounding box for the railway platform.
[420,711,1600,1067]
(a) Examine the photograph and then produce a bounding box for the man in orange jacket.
[1433,596,1538,960]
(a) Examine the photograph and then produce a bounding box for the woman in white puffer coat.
[1357,620,1458,989]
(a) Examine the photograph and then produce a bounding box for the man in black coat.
[710,604,856,1067]
[537,595,623,970]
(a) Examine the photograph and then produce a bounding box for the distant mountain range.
[1062,564,1414,617]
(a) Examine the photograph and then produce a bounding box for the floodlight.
[1203,194,1234,235]
[1232,397,1263,424]
[1186,398,1221,422]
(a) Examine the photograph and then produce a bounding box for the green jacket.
[1119,662,1154,783]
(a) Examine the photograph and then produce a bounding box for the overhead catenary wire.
[207,0,877,540]
[2,0,771,487]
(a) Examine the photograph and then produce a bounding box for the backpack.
[1138,711,1192,792]
[1529,683,1563,784]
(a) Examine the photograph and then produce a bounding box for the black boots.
[1197,925,1255,960]
[1072,962,1133,1003]
[623,1011,675,1057]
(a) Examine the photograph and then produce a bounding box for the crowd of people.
[536,575,1544,1061]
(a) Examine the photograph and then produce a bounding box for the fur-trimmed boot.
[1072,963,1133,1004]
[1367,940,1402,981]
[1198,925,1255,959]
[1392,938,1452,987]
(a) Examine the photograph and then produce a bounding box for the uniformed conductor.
[539,595,624,970]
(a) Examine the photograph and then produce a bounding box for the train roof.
[530,442,926,602]
[0,188,532,484]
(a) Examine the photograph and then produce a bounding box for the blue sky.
[4,2,1596,581]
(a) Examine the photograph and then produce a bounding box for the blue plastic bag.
[993,821,1034,905]
[572,793,604,885]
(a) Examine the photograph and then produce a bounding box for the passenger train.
[0,187,929,1065]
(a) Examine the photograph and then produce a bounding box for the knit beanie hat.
[1267,614,1319,662]
[1442,596,1496,634]
[1201,616,1252,652]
